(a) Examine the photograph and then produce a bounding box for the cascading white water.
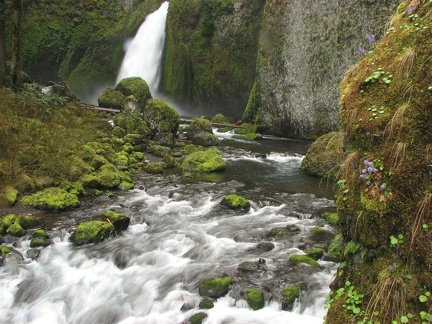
[116,1,169,96]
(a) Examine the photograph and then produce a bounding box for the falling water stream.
[0,133,337,324]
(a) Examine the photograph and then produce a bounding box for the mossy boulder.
[238,261,259,272]
[113,113,152,136]
[182,144,204,155]
[181,149,226,173]
[300,131,344,180]
[187,117,218,146]
[257,241,275,252]
[199,277,233,298]
[98,88,126,110]
[81,167,122,190]
[247,288,264,311]
[211,113,231,125]
[198,298,214,309]
[148,144,172,158]
[221,194,251,212]
[1,245,11,257]
[30,229,51,248]
[0,186,19,208]
[143,98,179,138]
[1,214,40,231]
[324,212,339,226]
[72,220,115,245]
[20,187,80,211]
[102,210,130,231]
[289,254,320,270]
[306,248,324,260]
[115,77,152,109]
[144,162,164,174]
[186,312,207,324]
[191,132,219,147]
[281,285,300,311]
[6,223,26,237]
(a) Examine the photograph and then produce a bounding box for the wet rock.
[246,288,264,310]
[81,167,122,190]
[30,229,51,248]
[198,298,214,309]
[191,132,219,147]
[102,210,130,231]
[306,248,324,260]
[185,312,207,324]
[144,162,164,174]
[98,88,126,110]
[238,261,259,272]
[257,241,275,252]
[27,248,41,260]
[71,220,115,246]
[267,224,300,237]
[220,194,251,212]
[0,186,18,208]
[281,285,300,311]
[288,254,320,270]
[115,77,152,109]
[6,223,26,237]
[199,277,233,298]
[143,98,180,140]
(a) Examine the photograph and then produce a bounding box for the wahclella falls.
[0,1,431,323]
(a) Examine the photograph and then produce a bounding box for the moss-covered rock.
[115,77,152,109]
[199,277,233,298]
[0,186,19,208]
[211,113,231,125]
[188,117,212,138]
[143,98,179,138]
[98,88,126,110]
[181,149,226,173]
[148,144,172,158]
[20,187,80,211]
[30,229,51,248]
[238,261,259,272]
[221,194,251,212]
[72,220,115,245]
[1,245,11,257]
[102,210,130,231]
[281,285,300,311]
[6,223,26,237]
[306,248,324,260]
[301,131,344,180]
[182,144,204,155]
[81,167,122,190]
[289,254,320,270]
[2,214,40,231]
[186,312,207,324]
[324,212,339,226]
[192,132,219,147]
[198,298,214,309]
[257,241,275,252]
[247,288,264,311]
[144,162,164,174]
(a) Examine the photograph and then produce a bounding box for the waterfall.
[116,1,169,96]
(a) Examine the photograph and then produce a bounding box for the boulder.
[301,131,344,180]
[256,242,275,252]
[115,77,152,108]
[191,132,219,147]
[221,194,250,212]
[81,167,122,190]
[102,210,130,231]
[186,312,207,324]
[0,186,18,208]
[187,117,218,146]
[30,229,51,248]
[247,288,264,310]
[199,277,233,298]
[306,248,324,260]
[181,149,226,173]
[281,285,300,310]
[72,220,115,245]
[98,87,125,110]
[143,98,179,139]
[288,254,320,270]
[20,187,80,211]
[198,298,214,309]
[6,223,26,237]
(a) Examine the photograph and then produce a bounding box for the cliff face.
[161,0,266,118]
[326,1,432,322]
[244,0,400,139]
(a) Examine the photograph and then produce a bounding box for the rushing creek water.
[0,132,338,324]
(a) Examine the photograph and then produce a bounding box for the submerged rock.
[30,229,52,248]
[185,312,207,324]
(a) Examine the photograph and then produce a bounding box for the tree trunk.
[11,0,22,90]
[0,0,7,87]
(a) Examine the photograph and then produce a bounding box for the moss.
[289,254,320,270]
[191,132,219,147]
[81,167,122,190]
[281,285,300,311]
[182,144,204,155]
[112,126,126,138]
[73,220,115,245]
[247,288,264,311]
[0,186,19,208]
[148,144,172,158]
[1,245,11,256]
[306,248,324,260]
[188,313,207,324]
[30,230,50,248]
[181,149,226,173]
[144,162,164,174]
[20,187,80,211]
[199,277,233,298]
[324,212,339,226]
[257,241,275,252]
[102,210,130,231]
[242,81,261,123]
[115,77,151,109]
[119,182,134,190]
[6,223,26,237]
[143,98,180,137]
[221,194,251,211]
[98,88,126,110]
[198,298,214,309]
[233,133,263,141]
[211,113,231,125]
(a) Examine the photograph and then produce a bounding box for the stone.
[0,186,19,208]
[102,210,130,231]
[288,254,320,270]
[181,149,226,173]
[30,229,51,248]
[257,241,275,252]
[198,298,214,309]
[306,248,324,260]
[115,77,151,108]
[98,87,126,110]
[247,288,264,310]
[281,285,300,310]
[199,277,233,298]
[221,194,251,211]
[20,187,80,211]
[72,220,115,245]
[143,98,179,138]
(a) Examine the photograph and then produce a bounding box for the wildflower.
[367,167,377,174]
[361,169,367,174]
[366,181,372,186]
[380,183,387,191]
[358,47,368,55]
[363,160,373,166]
[388,264,396,271]
[367,34,376,43]
[407,7,415,14]
[360,174,366,180]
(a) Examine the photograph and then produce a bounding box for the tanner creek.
[0,130,338,324]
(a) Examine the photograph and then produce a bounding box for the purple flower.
[407,7,415,14]
[367,167,377,174]
[360,174,366,180]
[367,34,376,43]
[363,160,373,166]
[380,183,387,191]
[358,47,368,55]
[366,181,372,186]
[388,264,395,271]
[361,169,367,174]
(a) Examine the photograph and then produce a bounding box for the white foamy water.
[116,2,169,95]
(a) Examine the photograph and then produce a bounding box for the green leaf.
[419,295,427,302]
[401,315,409,323]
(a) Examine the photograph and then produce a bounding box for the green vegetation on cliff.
[326,1,432,323]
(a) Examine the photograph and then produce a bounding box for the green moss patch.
[181,149,226,173]
[199,277,233,298]
[102,210,130,231]
[289,254,320,270]
[20,187,80,211]
[281,285,300,310]
[221,194,251,211]
[73,220,115,245]
[247,288,264,310]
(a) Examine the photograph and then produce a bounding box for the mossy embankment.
[326,1,432,323]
